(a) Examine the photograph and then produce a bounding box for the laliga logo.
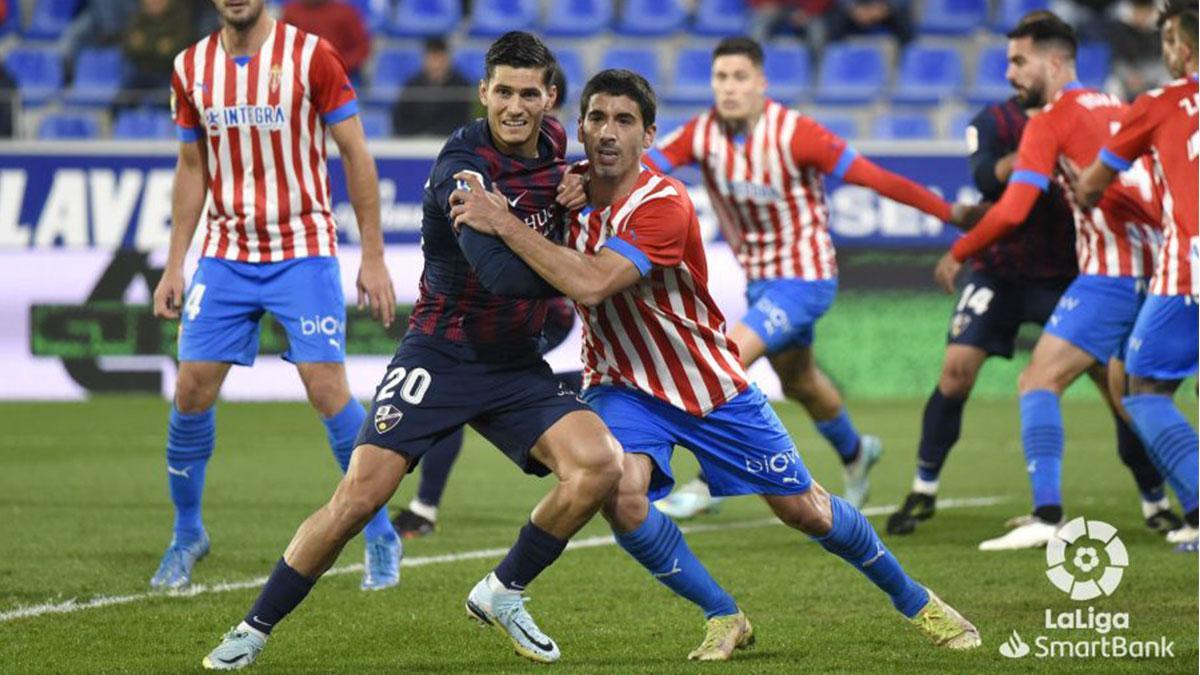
[1045,517,1128,601]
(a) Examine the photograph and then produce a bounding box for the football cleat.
[886,492,936,536]
[360,534,401,591]
[1144,507,1184,535]
[910,588,981,650]
[391,508,436,539]
[465,573,560,663]
[1166,525,1198,547]
[150,532,210,589]
[687,611,755,661]
[202,626,266,670]
[979,516,1061,551]
[843,435,883,509]
[655,478,724,520]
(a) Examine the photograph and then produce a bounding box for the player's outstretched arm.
[331,116,395,328]
[842,155,955,223]
[154,139,208,320]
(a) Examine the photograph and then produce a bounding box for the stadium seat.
[599,47,661,89]
[655,112,691,137]
[112,108,175,140]
[23,0,80,40]
[553,47,585,108]
[967,44,1011,105]
[872,113,935,140]
[918,0,988,36]
[0,0,21,35]
[763,45,810,102]
[993,0,1049,33]
[387,0,462,38]
[1077,43,1111,89]
[815,43,887,105]
[345,0,391,32]
[4,47,64,106]
[614,0,687,37]
[359,108,392,138]
[542,0,612,38]
[65,48,124,107]
[366,48,423,105]
[811,113,860,139]
[468,0,538,38]
[693,0,749,38]
[949,110,976,141]
[663,48,713,107]
[37,112,99,140]
[452,47,487,84]
[892,43,964,105]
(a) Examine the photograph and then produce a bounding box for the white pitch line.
[0,496,1005,624]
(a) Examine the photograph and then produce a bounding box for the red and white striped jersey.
[170,21,358,262]
[565,168,749,416]
[1101,75,1199,296]
[646,99,849,281]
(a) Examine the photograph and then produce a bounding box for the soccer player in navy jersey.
[201,33,623,670]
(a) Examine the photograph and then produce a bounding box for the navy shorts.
[1044,274,1146,363]
[947,271,1072,359]
[356,336,590,475]
[1125,294,1199,380]
[741,278,838,354]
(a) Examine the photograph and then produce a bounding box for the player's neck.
[1048,70,1079,99]
[488,130,540,159]
[221,16,275,58]
[587,166,642,210]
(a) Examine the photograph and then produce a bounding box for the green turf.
[0,397,1195,673]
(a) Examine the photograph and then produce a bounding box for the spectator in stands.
[825,0,913,45]
[281,0,371,79]
[64,0,139,67]
[0,64,14,138]
[120,0,194,109]
[1050,0,1118,42]
[749,0,833,51]
[1106,0,1170,98]
[391,38,474,137]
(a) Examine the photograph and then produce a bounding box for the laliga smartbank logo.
[998,517,1176,660]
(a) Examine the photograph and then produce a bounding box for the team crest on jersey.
[950,312,971,338]
[374,404,403,434]
[269,64,282,94]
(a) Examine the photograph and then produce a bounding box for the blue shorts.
[1044,275,1146,363]
[947,271,1072,359]
[179,257,346,365]
[583,384,812,501]
[1125,294,1199,380]
[741,278,838,353]
[356,336,590,476]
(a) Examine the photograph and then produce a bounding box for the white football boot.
[979,515,1062,551]
[655,478,724,520]
[465,573,560,663]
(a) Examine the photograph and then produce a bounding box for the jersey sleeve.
[308,38,359,125]
[645,116,699,173]
[1099,93,1158,172]
[602,189,689,275]
[170,65,201,142]
[966,106,1007,199]
[429,149,493,217]
[1009,113,1060,192]
[791,117,857,178]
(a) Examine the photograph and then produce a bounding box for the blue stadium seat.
[993,0,1048,32]
[4,47,64,106]
[693,0,749,38]
[24,0,80,40]
[655,112,691,137]
[366,48,423,105]
[663,48,712,107]
[599,47,661,89]
[949,110,976,141]
[452,47,487,84]
[360,109,392,138]
[614,0,687,37]
[892,43,963,105]
[542,0,612,38]
[113,108,175,140]
[967,44,1011,104]
[387,0,462,38]
[38,112,99,140]
[815,43,887,105]
[918,0,988,35]
[811,114,860,140]
[0,0,21,35]
[468,0,538,38]
[1077,42,1111,89]
[872,113,935,139]
[764,45,810,102]
[65,48,124,107]
[553,47,585,108]
[345,0,391,32]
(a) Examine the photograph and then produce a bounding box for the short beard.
[1014,81,1045,109]
[222,3,263,31]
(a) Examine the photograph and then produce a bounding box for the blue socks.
[1021,389,1064,511]
[917,388,966,482]
[815,495,929,618]
[1114,414,1166,503]
[615,507,738,618]
[167,406,215,543]
[1123,395,1199,514]
[245,558,316,635]
[816,409,862,465]
[324,399,396,542]
[493,521,568,591]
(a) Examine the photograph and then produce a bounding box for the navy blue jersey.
[967,99,1077,280]
[407,116,568,355]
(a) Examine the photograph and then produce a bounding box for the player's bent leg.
[1124,376,1199,550]
[151,360,231,590]
[296,362,400,591]
[393,428,464,538]
[764,485,980,650]
[202,444,408,671]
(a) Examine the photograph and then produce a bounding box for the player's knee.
[772,484,833,535]
[938,362,978,398]
[1017,365,1058,394]
[174,372,219,413]
[602,477,649,532]
[302,374,350,417]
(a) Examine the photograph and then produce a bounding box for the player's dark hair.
[579,69,657,128]
[1158,0,1199,49]
[712,37,764,67]
[423,37,448,54]
[550,64,567,112]
[1007,12,1078,59]
[484,31,557,86]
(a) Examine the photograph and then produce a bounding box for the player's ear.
[643,122,655,150]
[477,79,488,107]
[547,84,558,112]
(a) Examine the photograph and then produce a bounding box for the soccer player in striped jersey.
[201,32,624,670]
[1069,0,1199,551]
[454,68,980,662]
[151,0,401,592]
[933,13,1166,550]
[643,37,977,516]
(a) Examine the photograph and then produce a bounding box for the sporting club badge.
[374,404,403,434]
[269,64,282,94]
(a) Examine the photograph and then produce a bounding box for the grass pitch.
[0,397,1196,673]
